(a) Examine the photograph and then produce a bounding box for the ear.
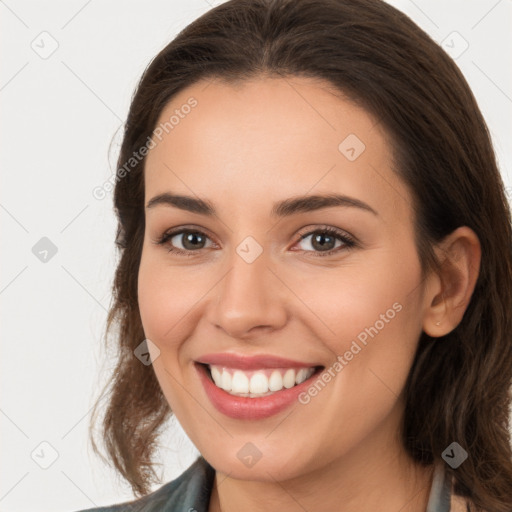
[422,226,481,337]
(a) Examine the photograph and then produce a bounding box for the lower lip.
[195,363,322,420]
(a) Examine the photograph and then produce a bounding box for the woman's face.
[138,76,430,481]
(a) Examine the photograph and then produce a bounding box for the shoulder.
[72,456,215,512]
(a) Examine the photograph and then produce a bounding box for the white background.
[1,1,511,510]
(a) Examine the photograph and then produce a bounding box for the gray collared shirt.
[76,456,462,512]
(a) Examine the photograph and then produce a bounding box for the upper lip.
[196,352,322,370]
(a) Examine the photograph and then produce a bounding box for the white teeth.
[283,368,296,388]
[268,370,283,391]
[231,370,249,393]
[295,368,307,384]
[221,370,232,392]
[207,365,316,397]
[249,373,268,394]
[211,366,222,386]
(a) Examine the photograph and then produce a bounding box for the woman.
[78,0,512,510]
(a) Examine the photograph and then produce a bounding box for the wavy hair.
[89,1,512,510]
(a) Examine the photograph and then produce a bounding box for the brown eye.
[173,231,208,250]
[154,228,214,256]
[294,227,357,257]
[303,232,338,251]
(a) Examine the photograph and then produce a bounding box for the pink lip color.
[196,352,318,370]
[195,362,321,420]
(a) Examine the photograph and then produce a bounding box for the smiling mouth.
[198,363,324,398]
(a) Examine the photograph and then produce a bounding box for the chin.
[202,444,317,483]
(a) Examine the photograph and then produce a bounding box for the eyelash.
[152,225,357,258]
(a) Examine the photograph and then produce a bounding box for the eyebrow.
[145,192,378,217]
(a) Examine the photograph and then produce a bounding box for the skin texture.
[137,76,481,512]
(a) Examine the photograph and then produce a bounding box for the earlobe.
[422,278,447,337]
[422,226,481,338]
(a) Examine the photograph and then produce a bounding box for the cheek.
[137,261,173,343]
[295,274,421,456]
[301,249,422,391]
[137,251,207,346]
[319,245,421,347]
[137,253,202,415]
[299,265,411,350]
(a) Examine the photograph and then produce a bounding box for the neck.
[207,413,434,512]
[209,456,433,512]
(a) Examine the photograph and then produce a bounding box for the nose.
[206,247,288,339]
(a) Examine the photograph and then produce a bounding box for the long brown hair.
[89,0,512,509]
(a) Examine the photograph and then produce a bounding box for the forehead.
[143,76,412,223]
